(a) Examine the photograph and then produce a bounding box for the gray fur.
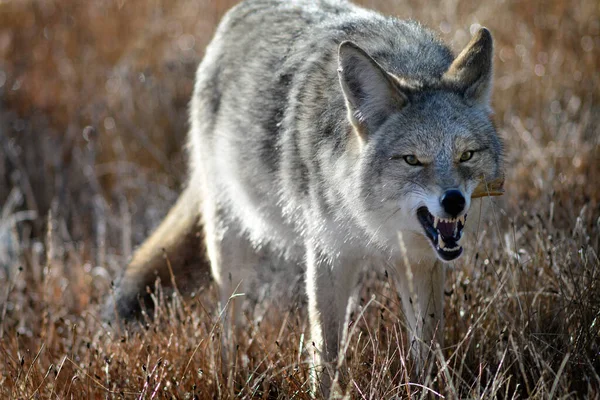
[132,0,504,394]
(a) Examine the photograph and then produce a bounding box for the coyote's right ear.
[443,27,494,108]
[338,41,408,139]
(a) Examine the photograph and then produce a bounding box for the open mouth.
[416,207,466,261]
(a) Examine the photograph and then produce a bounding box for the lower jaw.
[389,230,464,262]
[427,233,464,261]
[435,245,463,261]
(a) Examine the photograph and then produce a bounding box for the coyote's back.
[110,0,503,395]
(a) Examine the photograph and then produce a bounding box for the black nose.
[440,190,466,217]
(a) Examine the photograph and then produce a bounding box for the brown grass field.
[1,0,599,398]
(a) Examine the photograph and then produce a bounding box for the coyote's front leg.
[396,260,446,371]
[305,246,360,397]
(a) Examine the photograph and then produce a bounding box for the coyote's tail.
[104,186,210,320]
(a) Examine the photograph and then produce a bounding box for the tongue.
[438,220,457,238]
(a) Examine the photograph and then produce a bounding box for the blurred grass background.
[0,0,599,398]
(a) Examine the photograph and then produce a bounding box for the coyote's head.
[338,28,503,262]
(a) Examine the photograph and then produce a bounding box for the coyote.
[108,0,504,393]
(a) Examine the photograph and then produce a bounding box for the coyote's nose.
[440,190,466,218]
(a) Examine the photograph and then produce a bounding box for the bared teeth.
[438,234,446,249]
[435,216,465,225]
[439,217,458,223]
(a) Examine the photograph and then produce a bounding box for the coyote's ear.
[338,41,408,138]
[443,27,494,107]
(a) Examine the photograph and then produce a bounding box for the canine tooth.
[434,216,439,229]
[438,235,446,249]
[459,215,465,224]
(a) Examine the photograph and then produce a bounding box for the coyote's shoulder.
[110,0,503,394]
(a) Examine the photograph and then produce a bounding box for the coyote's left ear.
[443,27,494,107]
[338,41,408,138]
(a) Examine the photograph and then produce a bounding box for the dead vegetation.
[0,0,599,398]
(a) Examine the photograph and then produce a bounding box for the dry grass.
[1,0,599,398]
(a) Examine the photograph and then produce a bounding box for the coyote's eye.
[459,151,474,162]
[403,155,422,166]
